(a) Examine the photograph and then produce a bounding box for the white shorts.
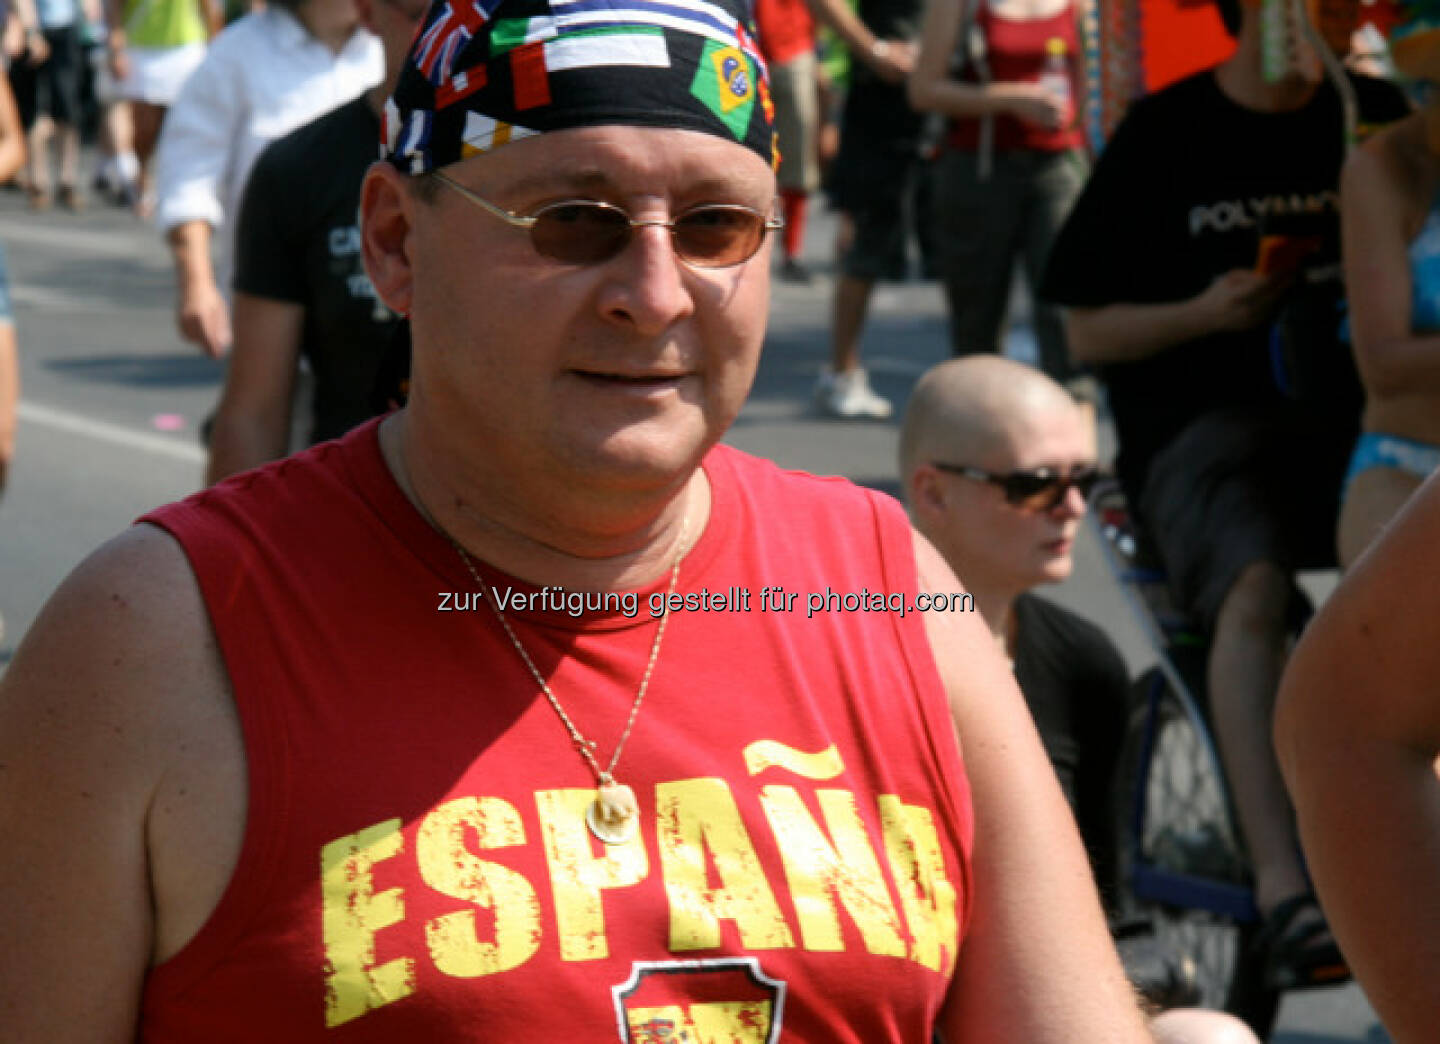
[90,44,121,105]
[770,51,821,193]
[121,42,205,106]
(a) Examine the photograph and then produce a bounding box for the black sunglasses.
[932,462,1101,511]
[430,171,784,268]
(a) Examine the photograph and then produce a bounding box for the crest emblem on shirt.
[613,957,784,1042]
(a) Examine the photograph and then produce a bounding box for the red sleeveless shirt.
[137,421,974,1042]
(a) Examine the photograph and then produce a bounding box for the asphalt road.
[0,185,1388,1043]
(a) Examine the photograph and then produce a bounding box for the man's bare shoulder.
[0,524,236,1037]
[909,527,992,694]
[3,522,224,717]
[0,521,235,843]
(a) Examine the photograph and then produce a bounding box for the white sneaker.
[816,367,892,419]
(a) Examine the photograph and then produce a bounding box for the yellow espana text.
[536,788,650,961]
[656,777,796,951]
[416,796,543,978]
[321,818,416,1027]
[758,786,907,957]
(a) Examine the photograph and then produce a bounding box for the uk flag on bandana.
[413,0,508,84]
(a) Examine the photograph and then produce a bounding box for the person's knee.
[132,103,165,153]
[1217,560,1290,638]
[1150,1007,1262,1044]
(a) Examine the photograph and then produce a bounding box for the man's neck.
[380,412,710,592]
[1214,38,1322,114]
[965,578,1020,661]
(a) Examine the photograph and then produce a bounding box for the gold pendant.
[586,781,639,845]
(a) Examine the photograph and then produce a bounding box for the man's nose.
[596,223,696,334]
[1054,482,1087,518]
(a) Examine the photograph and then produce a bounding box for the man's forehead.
[444,126,774,196]
[1001,406,1096,462]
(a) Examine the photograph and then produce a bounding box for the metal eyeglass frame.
[428,169,784,269]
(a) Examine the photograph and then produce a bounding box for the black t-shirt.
[842,0,926,144]
[1040,71,1409,495]
[855,0,922,58]
[1012,593,1131,903]
[234,95,399,445]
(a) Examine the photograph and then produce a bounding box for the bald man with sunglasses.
[901,356,1124,896]
[900,355,1265,1044]
[0,1,1151,1039]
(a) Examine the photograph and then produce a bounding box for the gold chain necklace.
[450,516,689,845]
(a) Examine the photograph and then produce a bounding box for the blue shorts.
[1343,431,1440,495]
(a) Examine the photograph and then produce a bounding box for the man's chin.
[1032,555,1074,585]
[563,420,717,487]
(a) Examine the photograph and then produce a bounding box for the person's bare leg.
[0,322,18,498]
[1207,560,1309,913]
[57,120,80,202]
[1337,468,1422,569]
[828,212,864,373]
[27,114,52,204]
[818,213,890,417]
[130,100,165,212]
[101,97,137,200]
[831,273,873,375]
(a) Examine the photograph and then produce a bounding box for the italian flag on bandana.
[476,18,673,110]
[489,14,673,65]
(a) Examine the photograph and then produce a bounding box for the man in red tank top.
[0,0,1151,1039]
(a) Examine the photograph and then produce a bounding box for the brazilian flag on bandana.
[689,40,756,142]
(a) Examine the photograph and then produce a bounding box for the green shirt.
[124,0,206,48]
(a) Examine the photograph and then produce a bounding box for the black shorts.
[1137,407,1351,630]
[35,24,83,125]
[827,81,923,281]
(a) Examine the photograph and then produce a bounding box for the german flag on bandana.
[383,0,777,173]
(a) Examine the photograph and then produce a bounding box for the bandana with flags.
[384,0,777,173]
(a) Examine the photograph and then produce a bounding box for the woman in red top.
[909,0,1088,382]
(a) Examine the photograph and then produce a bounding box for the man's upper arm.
[154,40,243,231]
[911,535,1147,1042]
[205,292,306,482]
[0,525,221,1041]
[909,0,965,111]
[226,293,307,393]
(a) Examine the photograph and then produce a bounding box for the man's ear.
[361,161,417,318]
[908,464,949,527]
